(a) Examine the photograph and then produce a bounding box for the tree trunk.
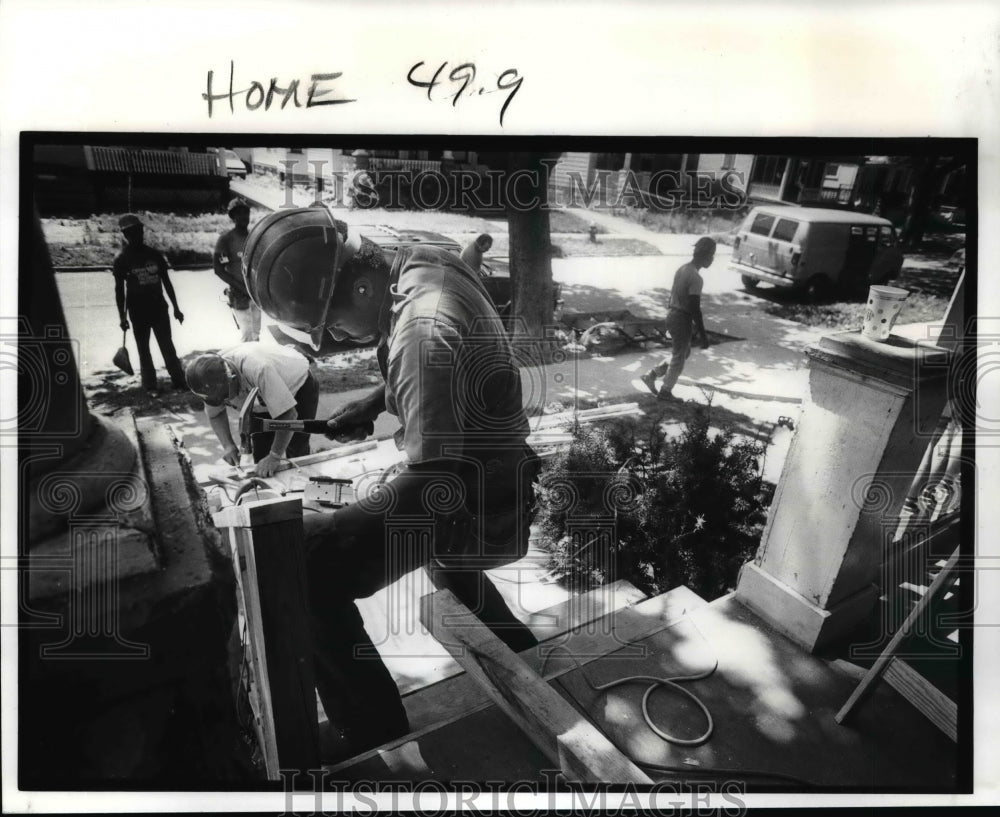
[900,155,938,249]
[506,152,556,346]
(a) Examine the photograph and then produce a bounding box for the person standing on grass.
[213,197,260,341]
[640,236,716,401]
[113,213,186,397]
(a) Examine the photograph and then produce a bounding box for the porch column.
[735,331,952,652]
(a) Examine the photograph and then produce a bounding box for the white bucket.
[862,285,909,341]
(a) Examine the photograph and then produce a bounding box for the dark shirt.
[377,245,532,509]
[112,245,171,314]
[213,227,251,309]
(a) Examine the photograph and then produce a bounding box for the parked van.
[208,147,248,179]
[730,205,902,300]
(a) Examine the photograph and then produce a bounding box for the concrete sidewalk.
[220,177,829,413]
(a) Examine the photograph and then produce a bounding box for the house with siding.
[549,152,752,208]
[33,145,229,216]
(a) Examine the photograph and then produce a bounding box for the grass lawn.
[620,206,746,237]
[550,236,661,258]
[43,205,607,268]
[42,211,256,268]
[761,249,962,331]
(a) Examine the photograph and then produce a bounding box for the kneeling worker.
[185,343,319,477]
[242,204,539,760]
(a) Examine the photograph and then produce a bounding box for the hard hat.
[227,197,250,213]
[242,205,345,345]
[119,213,143,230]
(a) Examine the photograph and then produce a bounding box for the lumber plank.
[330,585,706,774]
[232,526,279,777]
[403,584,703,732]
[221,497,320,778]
[419,589,652,783]
[521,579,646,639]
[836,546,959,726]
[883,658,958,742]
[212,495,303,528]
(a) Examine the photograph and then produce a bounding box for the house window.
[750,156,786,186]
[824,163,840,179]
[595,153,626,171]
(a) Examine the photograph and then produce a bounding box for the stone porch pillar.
[18,208,250,783]
[735,331,952,652]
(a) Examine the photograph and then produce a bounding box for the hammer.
[237,387,374,453]
[237,386,331,453]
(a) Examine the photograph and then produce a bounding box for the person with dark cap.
[640,236,716,401]
[213,197,260,341]
[242,204,539,760]
[112,213,186,396]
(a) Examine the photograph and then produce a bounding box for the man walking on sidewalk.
[641,236,716,401]
[213,197,261,341]
[112,213,186,396]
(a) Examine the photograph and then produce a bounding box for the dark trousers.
[304,459,539,753]
[131,307,185,390]
[649,308,693,393]
[249,371,319,462]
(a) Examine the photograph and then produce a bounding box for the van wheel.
[741,275,759,290]
[804,276,833,303]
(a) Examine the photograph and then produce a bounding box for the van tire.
[741,275,759,290]
[803,275,833,303]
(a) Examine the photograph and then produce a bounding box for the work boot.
[639,372,658,396]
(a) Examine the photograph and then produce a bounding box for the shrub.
[535,408,774,601]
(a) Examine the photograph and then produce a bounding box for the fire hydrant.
[588,223,599,243]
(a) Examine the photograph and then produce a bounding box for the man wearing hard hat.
[213,197,260,341]
[112,213,186,396]
[242,204,539,760]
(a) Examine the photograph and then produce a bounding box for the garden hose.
[542,641,716,747]
[541,612,820,787]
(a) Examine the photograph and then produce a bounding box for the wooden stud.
[215,497,321,777]
[835,546,960,739]
[420,589,652,784]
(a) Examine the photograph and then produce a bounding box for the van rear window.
[750,214,775,236]
[772,218,799,242]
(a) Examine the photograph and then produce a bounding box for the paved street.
[53,198,855,487]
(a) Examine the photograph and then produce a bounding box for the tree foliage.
[535,409,774,601]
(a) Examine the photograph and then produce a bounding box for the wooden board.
[883,657,957,742]
[216,497,320,777]
[331,592,957,788]
[419,589,652,783]
[521,579,646,640]
[402,584,704,734]
[835,546,960,741]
